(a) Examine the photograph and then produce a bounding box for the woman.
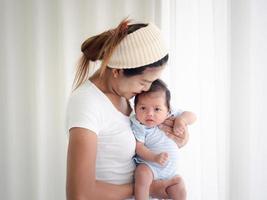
[66,19,189,200]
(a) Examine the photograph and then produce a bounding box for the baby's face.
[135,91,169,128]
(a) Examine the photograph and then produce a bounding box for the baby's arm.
[178,111,197,125]
[136,141,168,166]
[174,111,197,135]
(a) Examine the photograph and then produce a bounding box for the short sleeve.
[130,115,147,143]
[66,92,102,135]
[169,107,184,118]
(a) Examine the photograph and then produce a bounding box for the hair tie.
[120,22,128,32]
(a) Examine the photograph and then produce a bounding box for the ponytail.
[73,19,131,90]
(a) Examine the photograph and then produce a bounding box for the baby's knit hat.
[107,23,168,69]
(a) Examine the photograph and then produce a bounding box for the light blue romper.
[130,115,180,180]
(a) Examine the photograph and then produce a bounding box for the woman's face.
[114,66,165,99]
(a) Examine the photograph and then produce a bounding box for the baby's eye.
[155,108,161,112]
[140,106,146,110]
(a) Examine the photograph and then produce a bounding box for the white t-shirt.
[67,80,136,184]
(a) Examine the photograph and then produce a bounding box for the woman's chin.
[127,93,137,99]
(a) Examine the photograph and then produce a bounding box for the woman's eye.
[139,82,146,86]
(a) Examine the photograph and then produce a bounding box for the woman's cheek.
[132,84,142,93]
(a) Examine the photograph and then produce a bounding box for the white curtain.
[159,1,230,199]
[230,0,267,200]
[1,0,267,200]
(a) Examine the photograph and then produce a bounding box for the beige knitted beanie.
[107,23,168,69]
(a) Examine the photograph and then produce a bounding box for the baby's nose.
[146,109,154,116]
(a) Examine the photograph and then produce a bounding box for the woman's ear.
[111,69,122,78]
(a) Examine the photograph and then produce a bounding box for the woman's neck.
[90,69,132,116]
[90,69,115,95]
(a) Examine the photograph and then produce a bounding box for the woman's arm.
[149,176,186,198]
[66,127,133,200]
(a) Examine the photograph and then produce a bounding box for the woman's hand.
[149,176,186,198]
[159,117,189,148]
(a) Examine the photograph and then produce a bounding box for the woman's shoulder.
[70,81,102,101]
[66,81,105,133]
[67,81,105,112]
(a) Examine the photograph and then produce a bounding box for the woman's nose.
[142,83,151,92]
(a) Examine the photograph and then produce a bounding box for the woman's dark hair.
[134,79,171,110]
[122,54,169,77]
[73,19,168,90]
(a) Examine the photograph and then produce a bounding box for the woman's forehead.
[139,66,164,80]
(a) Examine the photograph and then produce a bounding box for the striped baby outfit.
[130,114,180,180]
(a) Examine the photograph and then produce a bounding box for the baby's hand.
[154,152,169,166]
[174,117,187,136]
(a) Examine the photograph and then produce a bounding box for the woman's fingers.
[166,175,182,186]
[159,124,173,134]
[150,180,169,198]
[162,117,175,127]
[150,175,186,199]
[166,133,184,144]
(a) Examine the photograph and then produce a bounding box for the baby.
[130,79,196,200]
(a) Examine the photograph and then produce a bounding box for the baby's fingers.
[174,124,185,132]
[161,152,169,159]
[174,128,185,136]
[159,152,169,166]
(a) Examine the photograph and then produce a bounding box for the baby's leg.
[166,176,187,200]
[134,164,154,200]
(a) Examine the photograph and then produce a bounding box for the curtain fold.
[231,0,267,200]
